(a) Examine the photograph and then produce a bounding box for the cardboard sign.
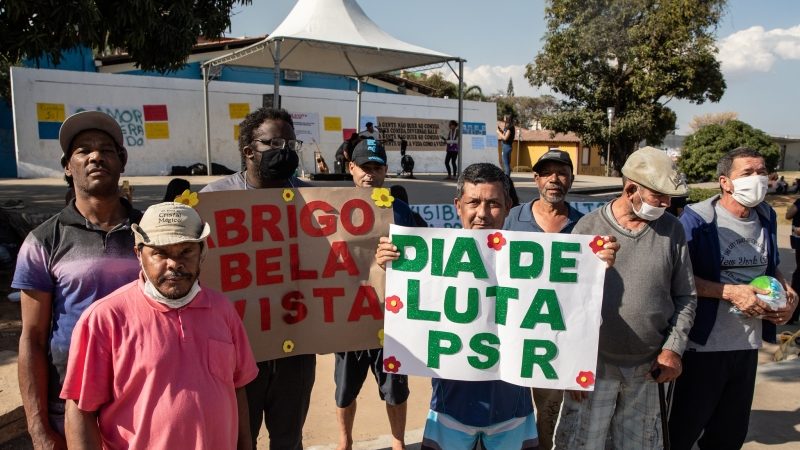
[196,187,394,361]
[384,225,606,390]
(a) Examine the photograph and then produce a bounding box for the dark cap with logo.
[351,139,386,166]
[533,149,573,173]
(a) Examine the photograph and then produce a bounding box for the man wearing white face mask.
[554,147,697,450]
[669,147,798,450]
[60,202,258,449]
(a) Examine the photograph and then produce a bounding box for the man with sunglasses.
[201,108,313,450]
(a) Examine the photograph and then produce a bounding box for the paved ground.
[0,172,798,448]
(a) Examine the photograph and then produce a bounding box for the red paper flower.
[487,232,507,251]
[576,370,595,388]
[385,295,404,314]
[383,356,402,373]
[589,236,606,254]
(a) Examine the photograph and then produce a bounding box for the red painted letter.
[290,243,318,280]
[220,253,251,292]
[252,204,284,242]
[322,241,360,278]
[348,285,384,321]
[282,291,308,324]
[300,200,337,237]
[340,199,375,236]
[215,209,248,247]
[255,247,284,285]
[312,287,345,322]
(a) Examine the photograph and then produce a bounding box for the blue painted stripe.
[38,121,61,140]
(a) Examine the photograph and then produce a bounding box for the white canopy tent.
[201,0,465,175]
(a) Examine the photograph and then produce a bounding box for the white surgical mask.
[632,191,666,221]
[731,175,768,208]
[140,261,202,309]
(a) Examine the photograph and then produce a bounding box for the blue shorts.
[421,410,539,450]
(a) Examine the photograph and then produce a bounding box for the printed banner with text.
[384,225,606,389]
[196,187,394,361]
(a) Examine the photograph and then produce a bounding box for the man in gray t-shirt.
[671,147,798,449]
[554,147,696,450]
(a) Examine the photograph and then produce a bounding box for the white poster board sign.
[384,225,606,389]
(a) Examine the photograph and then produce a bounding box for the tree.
[526,0,727,174]
[678,120,780,182]
[506,78,515,97]
[688,111,739,132]
[399,71,485,101]
[0,0,251,99]
[492,95,559,127]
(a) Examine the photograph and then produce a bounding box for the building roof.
[95,36,267,66]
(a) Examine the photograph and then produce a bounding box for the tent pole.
[273,40,281,109]
[356,77,363,131]
[202,64,212,175]
[457,59,464,178]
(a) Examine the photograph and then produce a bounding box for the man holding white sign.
[553,147,697,450]
[377,163,617,450]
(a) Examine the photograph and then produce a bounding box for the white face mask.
[731,175,768,208]
[632,190,666,221]
[140,259,202,309]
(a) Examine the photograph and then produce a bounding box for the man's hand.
[595,235,619,268]
[765,283,799,325]
[650,349,682,383]
[722,284,772,317]
[376,236,400,271]
[30,425,67,450]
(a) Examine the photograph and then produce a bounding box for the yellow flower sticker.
[371,187,394,208]
[282,189,295,202]
[174,189,199,207]
[282,339,295,353]
[378,329,385,346]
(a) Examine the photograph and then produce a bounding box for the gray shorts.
[334,348,409,408]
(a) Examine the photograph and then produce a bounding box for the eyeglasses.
[251,138,303,152]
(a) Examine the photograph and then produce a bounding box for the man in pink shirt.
[61,202,258,449]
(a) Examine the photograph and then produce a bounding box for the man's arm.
[695,276,771,317]
[64,400,101,450]
[18,289,66,450]
[236,387,252,450]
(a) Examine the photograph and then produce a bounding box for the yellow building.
[496,124,605,175]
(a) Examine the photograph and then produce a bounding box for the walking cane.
[652,367,672,450]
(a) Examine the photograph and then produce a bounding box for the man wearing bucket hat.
[670,147,798,449]
[13,110,141,447]
[61,202,258,449]
[553,147,697,449]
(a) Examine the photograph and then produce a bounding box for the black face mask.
[258,148,299,181]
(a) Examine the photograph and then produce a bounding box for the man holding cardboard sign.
[201,108,313,450]
[377,163,618,450]
[553,147,697,449]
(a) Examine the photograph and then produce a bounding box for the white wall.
[11,67,497,177]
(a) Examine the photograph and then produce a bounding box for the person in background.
[335,133,361,174]
[61,202,257,449]
[358,122,380,141]
[13,111,141,448]
[442,120,460,180]
[498,115,516,176]
[201,107,313,450]
[788,196,800,324]
[162,178,191,202]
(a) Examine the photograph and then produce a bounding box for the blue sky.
[228,0,800,137]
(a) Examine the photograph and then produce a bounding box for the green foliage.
[493,95,559,126]
[678,120,780,182]
[0,0,251,99]
[526,0,727,173]
[506,78,515,97]
[688,187,718,203]
[400,72,484,101]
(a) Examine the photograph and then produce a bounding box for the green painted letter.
[485,286,519,325]
[520,339,558,379]
[509,241,544,279]
[468,333,500,369]
[550,241,579,283]
[392,234,428,272]
[520,289,565,330]
[428,330,462,369]
[443,237,488,279]
[407,279,440,321]
[444,286,479,324]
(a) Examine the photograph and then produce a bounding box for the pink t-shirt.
[61,279,258,449]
